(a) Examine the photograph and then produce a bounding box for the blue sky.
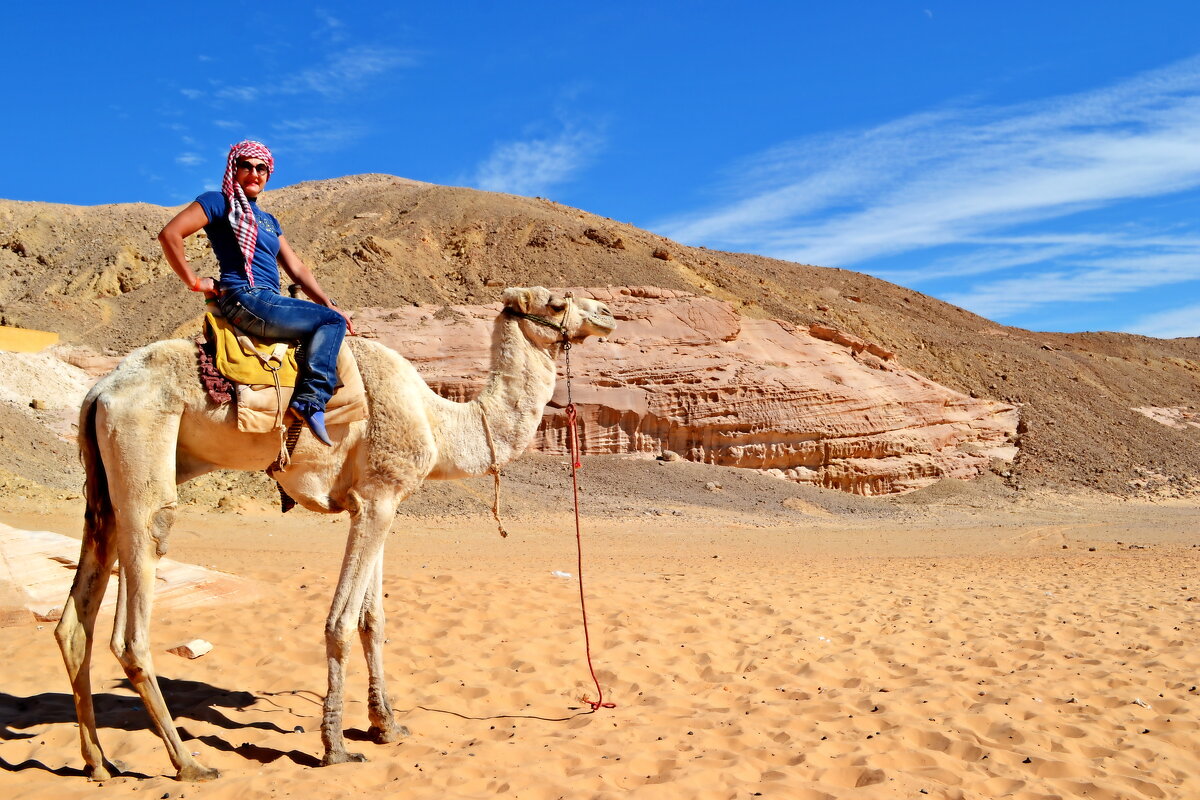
[5,2,1200,336]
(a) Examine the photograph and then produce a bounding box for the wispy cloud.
[1128,303,1200,338]
[472,127,603,197]
[172,33,414,164]
[270,118,369,154]
[182,45,413,105]
[283,46,414,97]
[313,9,347,43]
[175,152,205,166]
[214,86,261,103]
[655,56,1200,328]
[945,249,1200,318]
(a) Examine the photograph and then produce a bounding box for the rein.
[497,298,615,712]
[483,301,575,541]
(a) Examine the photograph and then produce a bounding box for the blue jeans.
[218,287,347,414]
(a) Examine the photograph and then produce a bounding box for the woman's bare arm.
[157,202,216,295]
[278,235,355,333]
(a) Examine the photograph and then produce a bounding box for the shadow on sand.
[0,677,320,776]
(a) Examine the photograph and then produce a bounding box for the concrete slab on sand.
[0,522,258,626]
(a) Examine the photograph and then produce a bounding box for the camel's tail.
[78,390,113,553]
[55,389,119,780]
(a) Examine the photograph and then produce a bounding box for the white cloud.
[876,231,1200,285]
[216,86,260,103]
[944,249,1200,318]
[1128,303,1200,338]
[176,152,205,166]
[472,128,603,197]
[180,46,413,106]
[285,46,414,97]
[314,10,347,43]
[270,118,369,154]
[653,55,1200,326]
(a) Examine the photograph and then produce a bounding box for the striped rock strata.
[356,287,1019,495]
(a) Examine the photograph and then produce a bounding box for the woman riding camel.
[158,140,352,446]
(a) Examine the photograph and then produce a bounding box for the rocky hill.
[1,174,1199,495]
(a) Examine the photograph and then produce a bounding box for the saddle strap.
[235,335,288,429]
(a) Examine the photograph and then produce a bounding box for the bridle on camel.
[483,297,576,537]
[485,296,615,711]
[501,299,574,339]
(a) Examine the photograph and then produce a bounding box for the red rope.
[566,403,615,711]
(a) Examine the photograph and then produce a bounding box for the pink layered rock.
[356,288,1019,495]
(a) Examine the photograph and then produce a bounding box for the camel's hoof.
[86,764,112,782]
[370,723,410,744]
[177,763,220,782]
[322,750,368,766]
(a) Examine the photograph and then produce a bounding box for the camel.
[54,286,616,781]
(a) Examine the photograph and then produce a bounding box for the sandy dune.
[1,486,1197,800]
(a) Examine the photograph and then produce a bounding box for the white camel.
[54,287,615,781]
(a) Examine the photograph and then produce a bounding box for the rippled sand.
[2,495,1198,799]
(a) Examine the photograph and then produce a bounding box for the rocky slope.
[358,288,1017,495]
[1,174,1198,495]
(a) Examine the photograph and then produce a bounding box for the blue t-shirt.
[196,191,283,293]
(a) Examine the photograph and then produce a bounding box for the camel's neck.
[470,315,560,468]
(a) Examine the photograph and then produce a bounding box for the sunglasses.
[235,160,271,176]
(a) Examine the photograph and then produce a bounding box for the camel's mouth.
[574,306,617,341]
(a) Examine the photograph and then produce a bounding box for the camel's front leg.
[360,555,404,743]
[322,492,397,765]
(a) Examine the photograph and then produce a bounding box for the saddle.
[201,311,367,434]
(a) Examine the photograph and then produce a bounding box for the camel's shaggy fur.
[54,287,615,781]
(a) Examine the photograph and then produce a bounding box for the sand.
[1,488,1197,800]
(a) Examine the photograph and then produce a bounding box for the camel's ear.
[501,287,533,313]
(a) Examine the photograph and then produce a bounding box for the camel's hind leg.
[100,407,219,782]
[321,490,398,765]
[55,528,119,780]
[360,555,403,743]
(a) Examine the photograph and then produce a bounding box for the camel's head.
[501,286,617,345]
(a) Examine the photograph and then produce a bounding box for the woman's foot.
[293,406,333,446]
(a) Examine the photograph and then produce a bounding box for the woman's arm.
[158,202,216,295]
[277,235,356,333]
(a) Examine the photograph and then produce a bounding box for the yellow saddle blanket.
[205,312,300,387]
[203,312,367,434]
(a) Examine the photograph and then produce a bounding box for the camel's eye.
[548,296,568,312]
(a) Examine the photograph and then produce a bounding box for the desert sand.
[2,475,1197,800]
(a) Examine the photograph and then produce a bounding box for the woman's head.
[222,140,275,285]
[224,140,274,200]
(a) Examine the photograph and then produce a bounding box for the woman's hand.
[158,202,212,296]
[330,304,356,336]
[279,235,356,334]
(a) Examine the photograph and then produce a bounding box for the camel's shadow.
[0,677,321,775]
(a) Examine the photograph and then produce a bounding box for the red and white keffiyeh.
[221,140,274,287]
